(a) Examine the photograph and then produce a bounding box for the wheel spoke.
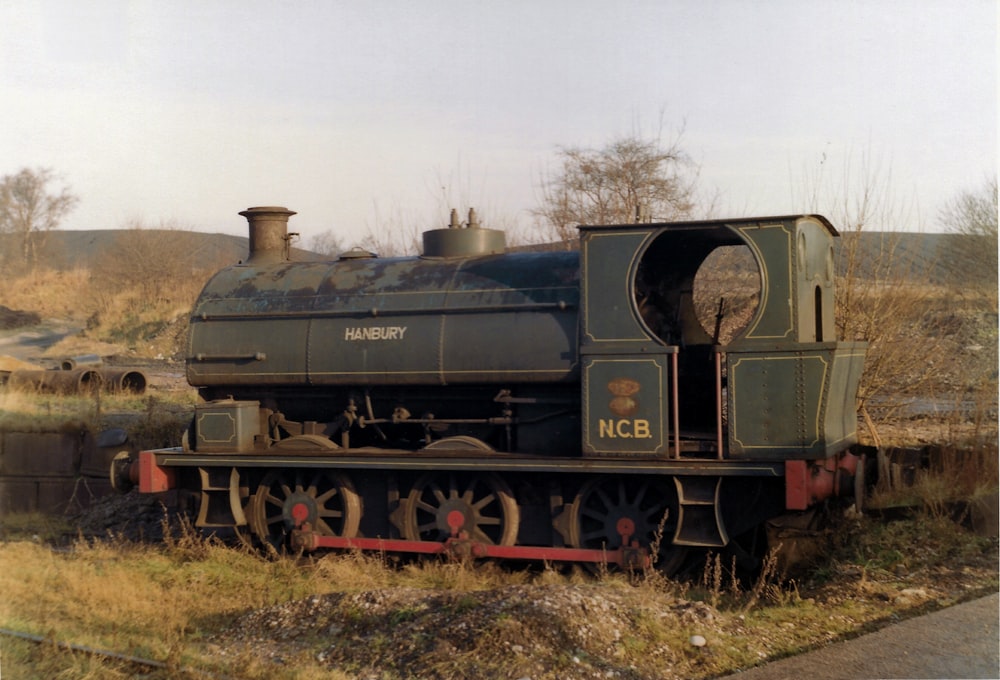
[594,487,613,511]
[617,479,628,506]
[416,500,437,514]
[404,472,517,546]
[472,493,496,511]
[470,526,494,545]
[632,482,649,508]
[315,487,339,504]
[252,471,359,547]
[429,482,446,504]
[570,478,683,574]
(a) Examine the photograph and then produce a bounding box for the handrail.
[672,351,680,458]
[715,349,724,460]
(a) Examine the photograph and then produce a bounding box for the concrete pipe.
[99,369,148,395]
[6,368,104,394]
[61,354,103,370]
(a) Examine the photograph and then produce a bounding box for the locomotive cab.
[580,215,866,461]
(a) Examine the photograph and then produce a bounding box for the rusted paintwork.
[187,250,581,387]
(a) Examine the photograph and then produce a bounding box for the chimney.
[239,206,297,264]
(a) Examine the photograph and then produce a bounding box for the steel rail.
[0,627,233,679]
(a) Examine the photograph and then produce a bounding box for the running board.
[672,476,728,547]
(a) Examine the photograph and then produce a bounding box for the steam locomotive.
[113,206,867,572]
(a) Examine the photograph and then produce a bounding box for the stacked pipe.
[100,369,148,394]
[3,355,147,395]
[60,354,102,370]
[6,368,104,394]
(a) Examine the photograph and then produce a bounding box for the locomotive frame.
[114,207,866,572]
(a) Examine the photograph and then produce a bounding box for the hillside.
[0,228,989,282]
[0,229,323,272]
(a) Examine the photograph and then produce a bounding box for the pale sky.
[1,1,996,244]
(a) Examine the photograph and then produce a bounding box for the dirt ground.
[0,316,190,392]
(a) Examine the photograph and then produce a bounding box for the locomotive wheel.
[248,470,361,549]
[567,477,687,575]
[402,472,519,545]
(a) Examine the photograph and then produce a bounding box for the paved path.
[725,592,999,679]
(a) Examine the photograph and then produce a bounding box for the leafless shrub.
[91,219,209,305]
[533,126,701,243]
[307,228,346,258]
[796,149,954,444]
[358,203,422,257]
[85,219,220,354]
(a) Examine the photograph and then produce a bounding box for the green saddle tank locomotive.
[113,206,867,572]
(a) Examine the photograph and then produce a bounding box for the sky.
[1,1,996,245]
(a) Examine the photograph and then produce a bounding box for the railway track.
[0,627,233,679]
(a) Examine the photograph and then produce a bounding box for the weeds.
[1,505,995,680]
[741,547,785,611]
[0,386,194,438]
[869,443,999,520]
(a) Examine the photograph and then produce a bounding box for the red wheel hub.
[616,517,636,544]
[291,502,310,526]
[446,510,466,536]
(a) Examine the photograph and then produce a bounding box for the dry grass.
[869,443,1000,518]
[0,507,995,679]
[0,268,92,321]
[0,531,337,678]
[0,262,211,359]
[0,389,101,432]
[0,388,195,452]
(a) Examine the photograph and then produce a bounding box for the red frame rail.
[288,507,650,569]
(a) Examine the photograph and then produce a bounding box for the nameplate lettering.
[344,326,408,341]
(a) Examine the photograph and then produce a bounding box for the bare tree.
[359,203,422,257]
[795,150,950,446]
[308,229,346,258]
[533,133,699,242]
[92,219,207,306]
[938,176,998,300]
[85,219,222,355]
[0,167,79,271]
